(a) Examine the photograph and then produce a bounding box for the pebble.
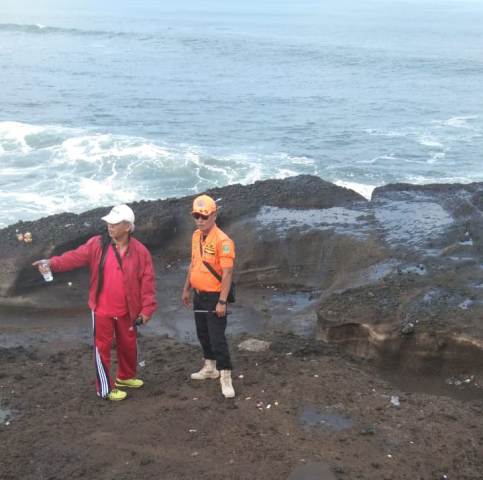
[359,426,376,435]
[238,339,271,352]
[401,322,415,335]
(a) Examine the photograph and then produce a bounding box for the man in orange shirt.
[182,194,236,398]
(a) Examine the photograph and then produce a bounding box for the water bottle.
[40,260,53,282]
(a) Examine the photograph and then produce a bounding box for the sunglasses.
[192,212,210,220]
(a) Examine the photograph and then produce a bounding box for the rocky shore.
[1,175,482,479]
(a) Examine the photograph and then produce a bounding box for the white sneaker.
[220,370,235,398]
[191,359,220,380]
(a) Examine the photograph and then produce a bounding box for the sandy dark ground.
[1,329,482,480]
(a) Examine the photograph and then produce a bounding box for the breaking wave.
[0,23,133,39]
[0,121,318,227]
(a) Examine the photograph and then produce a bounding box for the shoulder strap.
[111,243,123,271]
[203,260,222,282]
[200,234,222,282]
[96,234,111,300]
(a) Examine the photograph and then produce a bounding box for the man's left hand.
[139,314,151,325]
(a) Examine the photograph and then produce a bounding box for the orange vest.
[189,225,235,292]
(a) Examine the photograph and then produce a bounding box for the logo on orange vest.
[223,244,230,253]
[204,244,216,255]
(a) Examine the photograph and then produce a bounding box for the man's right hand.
[32,259,51,274]
[182,288,191,308]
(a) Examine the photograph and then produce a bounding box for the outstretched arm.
[33,237,95,274]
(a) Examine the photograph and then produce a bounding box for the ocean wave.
[418,135,444,148]
[358,154,398,165]
[0,121,79,154]
[0,121,319,227]
[427,152,446,164]
[0,23,132,39]
[365,116,482,153]
[442,116,479,130]
[364,128,409,138]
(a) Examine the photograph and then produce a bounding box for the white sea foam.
[57,134,170,165]
[334,181,376,200]
[278,153,315,166]
[364,128,408,138]
[366,117,482,152]
[78,178,137,204]
[0,23,132,38]
[0,121,322,226]
[443,116,478,129]
[2,117,481,228]
[427,152,446,164]
[358,153,397,165]
[0,121,47,154]
[418,135,443,148]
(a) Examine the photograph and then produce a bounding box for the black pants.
[193,291,232,371]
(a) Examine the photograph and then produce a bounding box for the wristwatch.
[218,299,227,305]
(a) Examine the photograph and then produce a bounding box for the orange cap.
[192,194,217,215]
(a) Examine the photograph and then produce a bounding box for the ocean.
[1,0,482,228]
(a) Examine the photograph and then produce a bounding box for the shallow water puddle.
[288,462,337,480]
[0,406,13,423]
[256,206,370,240]
[299,405,353,432]
[269,291,313,313]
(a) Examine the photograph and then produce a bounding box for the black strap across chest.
[111,244,123,271]
[200,235,222,282]
[96,236,124,300]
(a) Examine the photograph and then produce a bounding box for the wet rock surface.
[1,175,483,478]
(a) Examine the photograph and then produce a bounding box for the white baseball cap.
[101,204,135,225]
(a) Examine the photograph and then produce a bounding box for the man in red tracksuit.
[33,204,157,401]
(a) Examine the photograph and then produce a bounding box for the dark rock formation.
[316,181,483,368]
[2,175,483,372]
[0,175,362,300]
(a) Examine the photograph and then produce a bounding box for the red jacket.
[49,235,157,321]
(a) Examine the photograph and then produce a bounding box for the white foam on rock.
[334,180,375,200]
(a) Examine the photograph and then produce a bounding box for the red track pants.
[91,311,137,397]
